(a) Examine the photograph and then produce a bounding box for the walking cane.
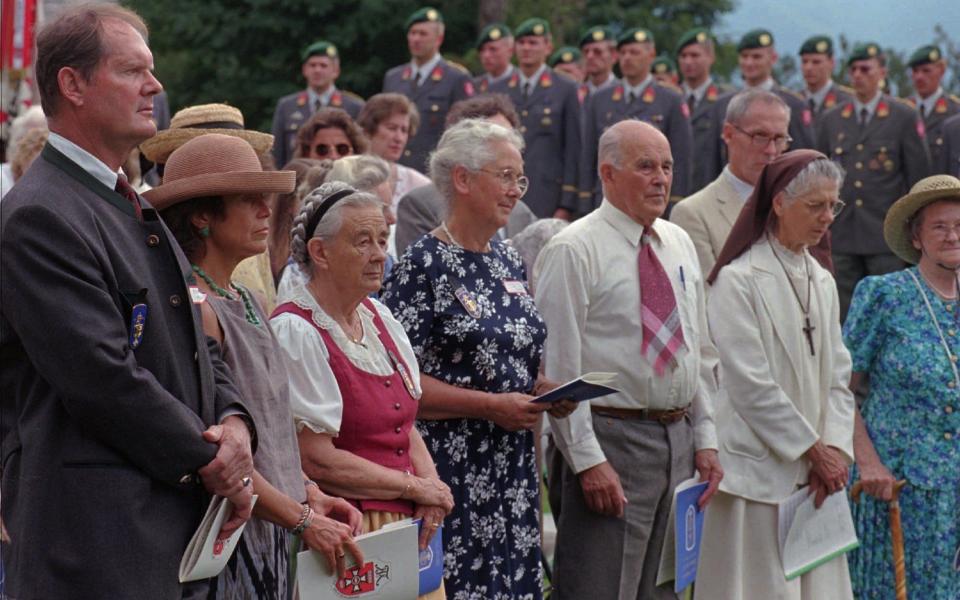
[850,479,908,600]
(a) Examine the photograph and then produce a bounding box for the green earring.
[199,226,211,238]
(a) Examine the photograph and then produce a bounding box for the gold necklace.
[918,263,959,300]
[440,221,491,252]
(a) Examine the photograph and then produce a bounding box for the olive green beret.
[799,35,833,57]
[847,42,883,66]
[652,54,677,74]
[579,26,614,48]
[908,44,942,68]
[617,27,654,49]
[476,23,512,49]
[738,28,774,52]
[301,41,338,63]
[676,28,712,54]
[405,6,442,31]
[515,18,551,39]
[548,46,582,67]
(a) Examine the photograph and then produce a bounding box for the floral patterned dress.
[843,268,960,600]
[382,235,546,600]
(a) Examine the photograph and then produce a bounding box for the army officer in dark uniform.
[271,41,364,168]
[382,7,474,173]
[907,44,960,175]
[475,23,515,94]
[799,35,854,126]
[490,18,581,220]
[579,27,693,213]
[815,42,930,317]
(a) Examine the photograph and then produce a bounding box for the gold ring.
[241,476,252,488]
[337,551,345,558]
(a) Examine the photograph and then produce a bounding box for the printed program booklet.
[778,486,859,580]
[656,476,708,592]
[179,495,259,582]
[531,372,620,404]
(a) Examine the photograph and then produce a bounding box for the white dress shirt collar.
[588,72,618,94]
[683,77,714,104]
[721,166,755,203]
[623,75,654,101]
[854,91,883,121]
[915,87,944,116]
[518,63,548,91]
[411,54,442,81]
[308,85,337,108]
[805,80,834,109]
[47,131,119,189]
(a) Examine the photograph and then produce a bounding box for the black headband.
[182,121,244,130]
[305,188,358,239]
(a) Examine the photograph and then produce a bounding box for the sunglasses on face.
[310,143,353,157]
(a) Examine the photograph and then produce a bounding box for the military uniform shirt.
[383,55,474,172]
[476,65,515,94]
[580,75,693,213]
[684,77,734,193]
[804,80,855,124]
[270,85,364,168]
[910,88,960,175]
[490,66,581,218]
[816,93,931,255]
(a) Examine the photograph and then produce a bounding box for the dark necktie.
[522,82,531,100]
[115,173,143,221]
[919,103,926,119]
[628,91,637,104]
[808,97,816,114]
[313,98,322,113]
[859,108,870,130]
[687,94,696,113]
[638,227,685,375]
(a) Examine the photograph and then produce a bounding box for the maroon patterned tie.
[115,173,143,221]
[638,227,685,375]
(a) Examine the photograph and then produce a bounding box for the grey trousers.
[551,414,694,600]
[832,252,905,321]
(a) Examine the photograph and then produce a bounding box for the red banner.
[1,0,37,70]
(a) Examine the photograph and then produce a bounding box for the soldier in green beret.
[382,6,474,172]
[651,54,679,87]
[549,46,585,84]
[579,25,619,102]
[489,17,581,220]
[579,27,693,212]
[815,42,930,317]
[270,40,365,168]
[907,44,960,173]
[799,35,853,125]
[475,23,515,93]
[677,27,733,192]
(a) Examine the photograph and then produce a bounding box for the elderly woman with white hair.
[381,119,573,599]
[270,181,453,599]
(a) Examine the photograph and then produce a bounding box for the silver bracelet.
[291,504,313,535]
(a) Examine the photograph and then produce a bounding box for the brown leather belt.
[591,404,690,425]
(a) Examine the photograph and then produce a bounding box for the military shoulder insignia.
[950,94,960,105]
[578,84,588,105]
[446,60,471,75]
[612,85,623,102]
[837,84,855,94]
[706,85,718,102]
[296,92,307,107]
[824,91,837,109]
[876,101,889,118]
[780,87,805,102]
[431,66,444,81]
[540,71,552,88]
[903,96,917,107]
[841,103,853,119]
[936,97,948,114]
[642,86,655,103]
[402,66,412,80]
[464,80,475,96]
[330,91,342,106]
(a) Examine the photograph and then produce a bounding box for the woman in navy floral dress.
[382,120,572,599]
[843,177,960,600]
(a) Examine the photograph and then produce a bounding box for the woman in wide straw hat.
[145,133,364,599]
[843,174,960,600]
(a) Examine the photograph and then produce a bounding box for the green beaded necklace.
[191,264,261,326]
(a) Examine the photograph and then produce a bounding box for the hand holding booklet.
[778,486,859,580]
[179,495,258,583]
[531,372,620,404]
[656,476,708,592]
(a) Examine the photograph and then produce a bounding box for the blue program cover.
[674,481,708,592]
[417,521,444,595]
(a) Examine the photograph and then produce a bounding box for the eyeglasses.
[803,198,846,217]
[310,143,353,158]
[927,223,960,240]
[732,124,793,150]
[477,168,529,198]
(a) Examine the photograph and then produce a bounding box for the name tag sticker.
[454,285,482,318]
[189,285,207,304]
[503,279,528,295]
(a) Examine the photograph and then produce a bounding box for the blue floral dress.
[843,268,960,600]
[382,235,546,600]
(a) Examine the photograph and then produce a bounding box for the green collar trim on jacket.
[41,143,136,218]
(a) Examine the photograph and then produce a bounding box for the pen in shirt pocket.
[679,266,686,291]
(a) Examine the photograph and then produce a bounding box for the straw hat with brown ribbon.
[143,134,294,211]
[883,174,960,264]
[140,103,274,164]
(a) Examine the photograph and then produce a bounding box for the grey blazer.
[0,144,250,599]
[394,183,538,255]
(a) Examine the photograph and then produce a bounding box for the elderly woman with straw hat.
[270,181,454,599]
[844,174,960,600]
[144,133,364,599]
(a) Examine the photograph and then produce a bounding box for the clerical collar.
[746,77,776,92]
[854,91,883,121]
[588,72,617,94]
[805,80,834,110]
[623,75,654,101]
[410,53,442,81]
[519,63,548,91]
[486,65,514,85]
[915,87,944,116]
[683,77,714,104]
[47,131,120,190]
[307,85,336,109]
[721,165,755,203]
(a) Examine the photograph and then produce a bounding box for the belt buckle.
[657,408,682,425]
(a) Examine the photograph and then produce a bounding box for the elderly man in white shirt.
[535,120,722,600]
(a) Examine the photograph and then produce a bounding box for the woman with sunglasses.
[381,119,574,599]
[295,107,368,162]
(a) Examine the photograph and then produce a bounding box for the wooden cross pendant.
[803,317,816,356]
